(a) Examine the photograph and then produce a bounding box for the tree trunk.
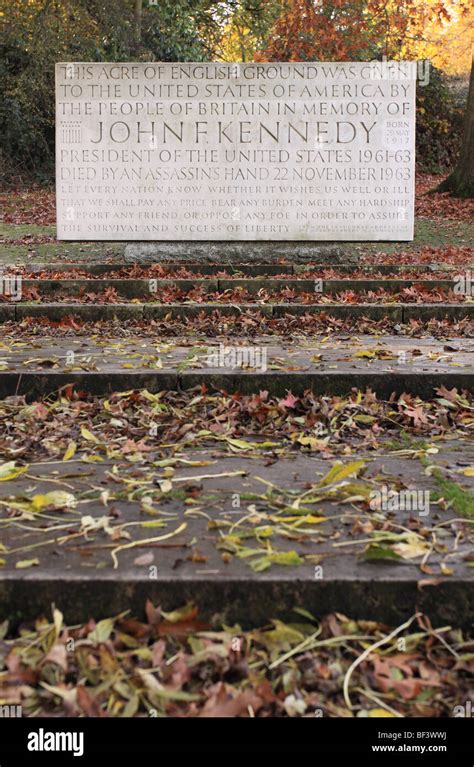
[436,55,474,198]
[134,0,142,47]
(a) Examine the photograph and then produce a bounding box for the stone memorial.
[56,61,416,241]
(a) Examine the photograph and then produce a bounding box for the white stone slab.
[56,62,416,241]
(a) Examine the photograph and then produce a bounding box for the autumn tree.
[254,0,378,61]
[217,0,284,61]
[436,55,474,197]
[255,0,470,62]
[256,0,472,195]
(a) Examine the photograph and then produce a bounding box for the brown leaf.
[199,683,263,717]
[77,685,105,717]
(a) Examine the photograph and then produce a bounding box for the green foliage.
[216,0,283,61]
[0,0,218,180]
[0,2,467,181]
[416,66,465,173]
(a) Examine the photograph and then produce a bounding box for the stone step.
[9,262,471,277]
[1,441,472,626]
[17,277,463,297]
[4,302,473,323]
[123,241,349,263]
[0,334,472,399]
[20,262,293,276]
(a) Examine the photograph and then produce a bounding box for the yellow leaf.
[280,515,326,524]
[302,515,326,524]
[297,435,325,450]
[62,441,77,461]
[459,467,474,476]
[392,540,429,560]
[15,558,40,569]
[225,438,256,451]
[81,427,99,443]
[0,461,28,481]
[31,491,77,511]
[87,618,114,644]
[367,708,397,718]
[53,608,63,636]
[159,602,198,624]
[141,390,162,402]
[318,460,365,487]
[141,520,167,528]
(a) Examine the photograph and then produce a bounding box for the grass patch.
[431,469,474,520]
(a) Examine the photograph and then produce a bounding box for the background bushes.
[0,0,214,182]
[416,67,466,173]
[0,0,469,183]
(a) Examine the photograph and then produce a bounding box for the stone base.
[123,241,354,264]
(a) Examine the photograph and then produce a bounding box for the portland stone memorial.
[56,61,416,242]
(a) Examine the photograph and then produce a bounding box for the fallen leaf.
[15,558,40,569]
